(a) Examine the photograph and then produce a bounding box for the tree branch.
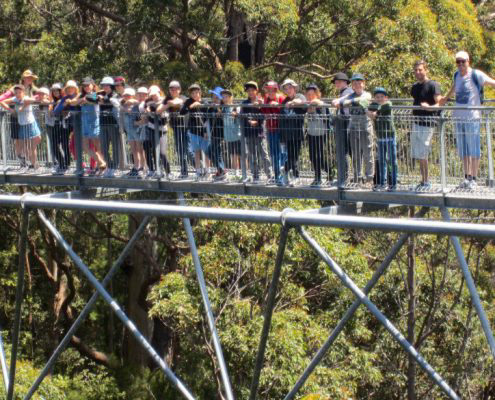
[73,0,127,24]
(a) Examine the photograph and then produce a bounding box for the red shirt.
[261,94,285,132]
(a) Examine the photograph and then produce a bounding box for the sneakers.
[266,177,276,185]
[467,179,477,190]
[458,179,470,189]
[373,184,386,192]
[102,168,115,178]
[388,185,397,192]
[127,168,138,178]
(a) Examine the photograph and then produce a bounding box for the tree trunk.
[123,216,153,367]
[407,206,416,400]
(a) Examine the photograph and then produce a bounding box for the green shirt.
[368,101,395,139]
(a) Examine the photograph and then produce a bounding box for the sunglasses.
[456,59,467,64]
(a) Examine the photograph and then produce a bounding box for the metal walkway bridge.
[0,105,494,399]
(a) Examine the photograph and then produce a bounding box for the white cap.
[169,80,181,89]
[137,86,148,94]
[37,87,50,96]
[64,80,78,89]
[281,78,298,89]
[148,85,161,96]
[123,87,136,97]
[100,76,115,86]
[455,51,469,61]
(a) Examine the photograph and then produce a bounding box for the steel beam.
[284,207,429,400]
[37,210,196,400]
[23,215,152,400]
[179,194,234,400]
[7,208,30,400]
[298,226,460,400]
[249,222,291,400]
[441,207,495,359]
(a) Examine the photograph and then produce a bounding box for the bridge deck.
[2,168,494,211]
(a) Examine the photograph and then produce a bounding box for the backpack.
[454,69,484,104]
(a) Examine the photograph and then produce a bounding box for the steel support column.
[0,324,9,391]
[297,226,460,400]
[284,207,429,400]
[37,210,196,400]
[23,215,152,400]
[7,208,30,400]
[249,221,291,400]
[179,194,234,400]
[441,207,495,359]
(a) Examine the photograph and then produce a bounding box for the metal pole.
[484,112,494,187]
[7,208,30,400]
[284,207,429,400]
[154,115,162,177]
[179,194,234,400]
[74,112,83,176]
[23,216,152,400]
[298,226,460,400]
[1,112,8,170]
[249,223,290,400]
[37,210,196,400]
[441,207,495,359]
[439,116,447,193]
[0,324,9,391]
[240,120,247,181]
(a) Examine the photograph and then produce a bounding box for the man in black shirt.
[410,60,441,190]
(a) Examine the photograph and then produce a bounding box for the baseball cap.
[332,72,350,83]
[50,83,63,91]
[123,87,136,97]
[169,80,181,89]
[281,78,298,89]
[188,83,201,91]
[13,84,25,91]
[81,77,95,86]
[36,87,50,96]
[350,73,365,81]
[455,51,469,61]
[148,85,161,96]
[306,83,319,91]
[244,81,258,91]
[373,87,388,96]
[114,76,125,85]
[100,76,115,86]
[263,81,278,90]
[137,87,148,94]
[64,80,78,89]
[221,89,233,96]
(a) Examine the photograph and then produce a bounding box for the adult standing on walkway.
[331,72,353,187]
[440,51,495,189]
[410,60,441,190]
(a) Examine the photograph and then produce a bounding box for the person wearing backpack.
[440,51,495,189]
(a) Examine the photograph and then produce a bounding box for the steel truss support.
[296,225,460,400]
[23,215,153,400]
[249,213,291,400]
[441,207,495,359]
[179,194,235,400]
[284,206,429,400]
[36,210,196,400]
[6,208,29,400]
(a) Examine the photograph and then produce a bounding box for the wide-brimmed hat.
[244,81,258,91]
[331,72,350,83]
[21,70,38,80]
[64,80,78,90]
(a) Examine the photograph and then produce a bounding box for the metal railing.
[0,105,494,194]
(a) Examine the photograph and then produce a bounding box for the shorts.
[411,123,434,160]
[18,121,41,139]
[455,121,481,158]
[81,123,100,138]
[188,132,209,153]
[126,128,142,142]
[226,140,241,156]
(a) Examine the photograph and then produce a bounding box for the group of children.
[0,69,399,189]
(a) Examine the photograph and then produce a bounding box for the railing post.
[484,111,494,187]
[74,112,83,176]
[240,116,247,182]
[439,114,447,193]
[153,114,162,178]
[1,112,8,170]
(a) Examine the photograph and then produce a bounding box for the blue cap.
[373,87,388,96]
[209,86,224,100]
[350,73,365,81]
